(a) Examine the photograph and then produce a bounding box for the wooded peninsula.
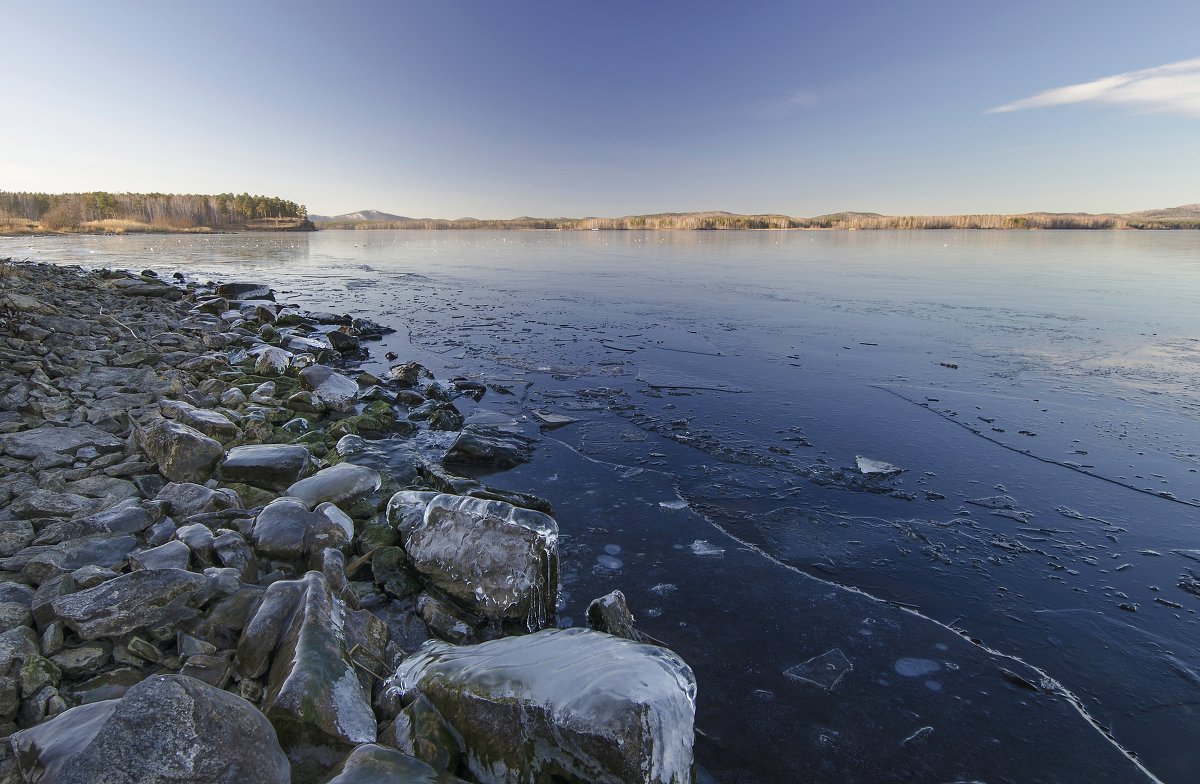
[0,192,312,234]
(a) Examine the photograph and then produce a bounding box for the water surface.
[6,229,1199,782]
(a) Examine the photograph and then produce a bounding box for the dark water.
[7,229,1200,782]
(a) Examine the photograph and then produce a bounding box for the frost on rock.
[388,628,697,784]
[400,493,559,630]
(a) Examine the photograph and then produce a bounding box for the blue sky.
[3,0,1198,217]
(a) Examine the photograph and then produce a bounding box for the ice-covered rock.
[388,628,697,784]
[400,493,558,628]
[220,443,318,491]
[235,571,378,783]
[254,346,292,377]
[9,674,289,783]
[855,456,902,477]
[443,425,535,469]
[285,462,381,509]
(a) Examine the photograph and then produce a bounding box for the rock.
[236,572,376,782]
[0,602,32,633]
[220,444,318,491]
[388,362,432,387]
[298,366,358,412]
[50,568,209,640]
[389,629,697,784]
[326,744,468,784]
[416,593,478,646]
[587,590,646,642]
[250,498,352,564]
[386,491,441,541]
[0,520,35,557]
[129,540,192,571]
[10,674,290,783]
[285,462,382,509]
[402,494,558,628]
[212,530,258,582]
[285,390,326,414]
[0,425,123,461]
[137,418,224,484]
[254,346,292,377]
[50,645,111,679]
[61,667,143,705]
[219,387,248,407]
[443,425,536,469]
[372,547,422,600]
[9,489,98,520]
[33,502,152,546]
[154,482,240,518]
[326,330,360,353]
[161,400,241,444]
[215,281,275,300]
[0,535,138,584]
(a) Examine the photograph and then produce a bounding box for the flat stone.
[154,482,240,518]
[220,444,317,491]
[50,645,111,679]
[0,535,138,584]
[129,540,192,571]
[50,568,209,640]
[285,462,381,509]
[443,425,535,469]
[9,490,98,520]
[0,425,123,461]
[215,282,275,300]
[298,366,358,412]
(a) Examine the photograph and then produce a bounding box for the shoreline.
[0,260,695,782]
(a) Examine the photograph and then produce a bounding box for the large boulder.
[285,462,381,509]
[50,568,210,640]
[298,366,358,412]
[220,444,318,491]
[137,418,223,484]
[326,744,468,784]
[388,628,697,784]
[235,572,377,783]
[9,674,289,783]
[397,493,558,629]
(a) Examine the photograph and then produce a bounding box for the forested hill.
[0,192,313,233]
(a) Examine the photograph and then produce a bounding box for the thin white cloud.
[988,57,1200,117]
[757,90,820,118]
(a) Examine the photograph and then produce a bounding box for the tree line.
[0,191,306,230]
[315,211,1196,231]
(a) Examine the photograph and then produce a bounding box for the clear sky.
[3,0,1198,218]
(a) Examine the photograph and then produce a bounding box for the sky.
[2,0,1198,218]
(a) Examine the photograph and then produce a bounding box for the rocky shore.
[0,260,697,783]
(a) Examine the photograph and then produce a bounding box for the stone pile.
[0,262,696,783]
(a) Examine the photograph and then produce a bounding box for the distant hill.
[1125,204,1200,221]
[309,209,411,223]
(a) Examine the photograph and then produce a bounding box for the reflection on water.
[5,229,1200,782]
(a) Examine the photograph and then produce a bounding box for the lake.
[5,229,1199,782]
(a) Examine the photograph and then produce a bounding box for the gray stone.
[50,645,111,679]
[220,444,317,491]
[325,330,360,353]
[154,481,240,518]
[33,501,152,546]
[389,629,697,784]
[0,535,138,584]
[0,601,32,633]
[254,346,292,377]
[587,590,647,642]
[212,530,258,582]
[285,390,326,414]
[50,568,209,640]
[250,498,353,564]
[402,493,558,628]
[216,282,275,300]
[10,674,289,783]
[0,425,122,461]
[130,540,191,571]
[236,572,376,782]
[298,365,358,412]
[285,462,381,509]
[137,418,223,484]
[327,744,468,784]
[443,425,536,469]
[163,402,241,444]
[0,519,36,556]
[9,489,98,520]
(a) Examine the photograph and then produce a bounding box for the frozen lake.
[6,228,1199,782]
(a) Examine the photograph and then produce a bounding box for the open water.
[5,229,1199,782]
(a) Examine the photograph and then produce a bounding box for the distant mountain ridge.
[309,209,410,222]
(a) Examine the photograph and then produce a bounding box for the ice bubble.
[894,658,942,677]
